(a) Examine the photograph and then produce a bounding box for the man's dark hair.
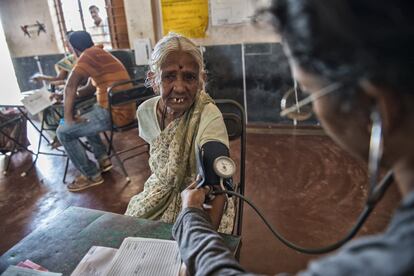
[267,0,414,93]
[68,31,94,53]
[89,5,99,11]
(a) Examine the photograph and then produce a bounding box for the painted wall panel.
[0,0,59,57]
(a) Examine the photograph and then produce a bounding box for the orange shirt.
[73,46,135,127]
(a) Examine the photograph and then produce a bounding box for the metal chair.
[46,95,96,183]
[104,78,156,182]
[215,99,246,236]
[0,113,29,175]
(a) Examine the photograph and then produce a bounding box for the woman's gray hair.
[145,32,205,90]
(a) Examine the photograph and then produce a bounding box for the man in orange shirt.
[57,31,135,192]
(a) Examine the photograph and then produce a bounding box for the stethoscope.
[209,155,393,254]
[198,78,394,254]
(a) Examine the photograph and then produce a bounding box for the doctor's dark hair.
[266,0,414,94]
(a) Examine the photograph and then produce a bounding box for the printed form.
[20,88,56,115]
[71,246,118,276]
[105,237,181,276]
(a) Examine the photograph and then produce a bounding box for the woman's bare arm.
[205,189,226,230]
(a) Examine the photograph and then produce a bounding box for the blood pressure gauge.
[213,156,236,179]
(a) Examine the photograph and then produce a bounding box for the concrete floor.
[0,125,400,274]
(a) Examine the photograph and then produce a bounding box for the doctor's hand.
[181,180,211,210]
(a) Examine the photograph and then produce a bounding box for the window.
[52,0,130,51]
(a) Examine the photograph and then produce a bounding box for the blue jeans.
[57,105,111,178]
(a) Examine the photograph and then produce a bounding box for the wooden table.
[0,206,241,275]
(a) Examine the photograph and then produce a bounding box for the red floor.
[0,125,400,274]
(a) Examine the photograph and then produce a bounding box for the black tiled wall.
[243,43,318,125]
[204,44,244,106]
[244,43,292,124]
[11,43,319,125]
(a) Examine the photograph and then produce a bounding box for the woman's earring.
[367,107,383,204]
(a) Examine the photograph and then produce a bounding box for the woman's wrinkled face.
[288,59,372,161]
[158,51,202,115]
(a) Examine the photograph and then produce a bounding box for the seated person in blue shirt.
[172,0,414,275]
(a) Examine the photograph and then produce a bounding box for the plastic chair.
[104,78,155,182]
[215,99,246,236]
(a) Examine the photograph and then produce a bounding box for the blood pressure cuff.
[197,141,234,192]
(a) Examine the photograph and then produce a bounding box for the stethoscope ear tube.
[212,170,394,254]
[367,170,394,207]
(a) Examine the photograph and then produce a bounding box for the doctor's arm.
[172,184,249,276]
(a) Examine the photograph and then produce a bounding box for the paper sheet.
[161,0,209,38]
[70,246,117,276]
[1,266,62,276]
[210,0,270,26]
[20,89,56,115]
[17,260,48,271]
[105,237,181,276]
[134,38,152,66]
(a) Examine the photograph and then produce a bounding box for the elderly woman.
[125,33,235,234]
[172,0,414,275]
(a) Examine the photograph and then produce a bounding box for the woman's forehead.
[161,51,199,72]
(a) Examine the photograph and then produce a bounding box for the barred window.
[52,0,130,51]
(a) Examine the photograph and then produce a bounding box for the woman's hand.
[181,180,210,210]
[49,93,63,103]
[30,75,45,83]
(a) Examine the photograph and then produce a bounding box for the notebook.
[71,237,182,276]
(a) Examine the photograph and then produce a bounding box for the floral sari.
[125,91,235,233]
